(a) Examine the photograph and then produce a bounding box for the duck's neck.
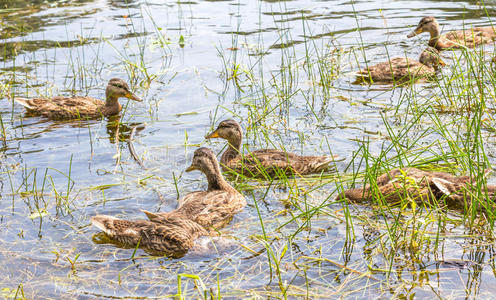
[204,162,233,191]
[221,138,242,166]
[104,93,122,115]
[428,27,442,48]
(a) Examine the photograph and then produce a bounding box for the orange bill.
[205,130,220,139]
[125,92,142,102]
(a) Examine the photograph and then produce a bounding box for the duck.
[14,78,141,120]
[141,147,247,231]
[407,16,496,50]
[204,119,338,178]
[91,147,245,256]
[91,214,207,257]
[356,47,445,84]
[339,168,496,209]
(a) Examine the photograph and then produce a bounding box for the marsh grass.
[201,8,496,297]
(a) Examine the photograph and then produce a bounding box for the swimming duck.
[407,16,496,50]
[141,147,246,231]
[339,168,496,209]
[91,214,207,257]
[92,147,245,255]
[205,119,338,178]
[356,47,445,84]
[14,78,141,120]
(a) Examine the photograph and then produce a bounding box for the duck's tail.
[140,209,162,222]
[91,215,123,238]
[14,97,36,110]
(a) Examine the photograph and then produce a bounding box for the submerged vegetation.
[2,0,496,298]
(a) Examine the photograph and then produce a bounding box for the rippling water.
[1,0,496,298]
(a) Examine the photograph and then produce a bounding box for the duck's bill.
[438,59,447,67]
[407,27,423,38]
[125,92,142,102]
[205,130,219,139]
[186,165,198,172]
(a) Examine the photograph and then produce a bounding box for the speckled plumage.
[205,119,337,178]
[407,16,496,50]
[142,148,246,230]
[91,215,207,257]
[357,47,444,83]
[14,78,141,120]
[339,168,496,209]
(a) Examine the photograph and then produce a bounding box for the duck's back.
[15,96,107,119]
[91,215,206,257]
[226,149,333,176]
[176,190,246,229]
[358,58,432,83]
[437,28,495,49]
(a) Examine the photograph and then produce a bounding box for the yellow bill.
[125,92,142,102]
[186,165,198,172]
[205,130,220,139]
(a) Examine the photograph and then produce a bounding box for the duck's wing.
[15,96,104,119]
[91,215,206,256]
[227,149,336,176]
[443,29,493,48]
[176,190,246,229]
[357,58,429,83]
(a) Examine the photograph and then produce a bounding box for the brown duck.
[14,78,141,120]
[205,119,338,178]
[339,168,496,209]
[141,147,246,230]
[357,47,445,84]
[407,16,496,50]
[91,148,246,256]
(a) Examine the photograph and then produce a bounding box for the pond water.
[1,0,496,298]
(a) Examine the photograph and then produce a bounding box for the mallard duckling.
[204,119,338,178]
[407,16,496,50]
[339,168,496,209]
[357,47,445,83]
[91,214,207,257]
[141,147,246,230]
[14,78,141,120]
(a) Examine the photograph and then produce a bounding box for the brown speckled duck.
[407,16,496,50]
[91,147,245,256]
[205,119,338,178]
[92,148,245,256]
[14,78,141,120]
[339,168,496,209]
[141,147,246,230]
[357,47,445,84]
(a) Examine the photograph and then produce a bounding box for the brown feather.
[91,215,207,257]
[339,168,496,210]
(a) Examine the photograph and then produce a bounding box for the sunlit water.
[1,0,496,298]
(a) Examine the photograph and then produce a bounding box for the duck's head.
[106,78,142,102]
[407,16,439,38]
[186,147,219,173]
[205,119,243,145]
[419,47,446,68]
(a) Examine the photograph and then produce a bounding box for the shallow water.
[1,0,496,298]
